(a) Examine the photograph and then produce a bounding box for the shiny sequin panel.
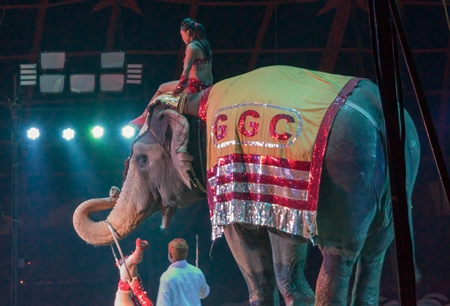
[207,153,315,240]
[211,200,317,241]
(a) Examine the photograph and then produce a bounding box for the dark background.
[1,1,450,305]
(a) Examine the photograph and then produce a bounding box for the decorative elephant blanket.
[200,65,361,240]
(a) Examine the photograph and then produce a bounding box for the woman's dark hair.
[180,18,212,62]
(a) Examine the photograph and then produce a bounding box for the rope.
[274,0,278,64]
[105,220,136,291]
[443,0,450,32]
[189,164,207,193]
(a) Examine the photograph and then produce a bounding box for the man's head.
[168,238,188,263]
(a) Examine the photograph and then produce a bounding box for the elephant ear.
[158,109,193,189]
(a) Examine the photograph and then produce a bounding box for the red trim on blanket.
[216,192,311,210]
[211,153,311,173]
[199,87,212,121]
[207,154,312,213]
[215,172,309,190]
[307,77,364,210]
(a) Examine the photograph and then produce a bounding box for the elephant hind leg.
[351,221,394,306]
[351,252,386,306]
[268,231,315,306]
[315,250,356,306]
[224,223,279,306]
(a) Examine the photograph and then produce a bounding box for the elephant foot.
[249,293,279,306]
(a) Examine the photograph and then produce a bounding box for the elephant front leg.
[224,223,279,306]
[268,231,315,306]
[315,250,356,306]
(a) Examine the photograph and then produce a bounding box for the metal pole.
[367,1,416,304]
[10,75,20,306]
[388,0,450,206]
[195,234,198,268]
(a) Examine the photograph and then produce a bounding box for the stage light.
[20,64,37,86]
[70,74,95,93]
[40,52,66,70]
[26,128,40,140]
[91,126,104,139]
[39,74,65,93]
[126,64,142,84]
[62,128,75,140]
[121,125,136,139]
[101,51,125,69]
[100,74,124,92]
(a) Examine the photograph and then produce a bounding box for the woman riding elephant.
[130,17,213,128]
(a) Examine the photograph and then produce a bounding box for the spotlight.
[100,74,124,92]
[40,52,66,70]
[26,127,40,140]
[62,128,75,140]
[121,125,136,139]
[39,74,65,93]
[101,51,125,69]
[91,126,104,139]
[70,74,95,93]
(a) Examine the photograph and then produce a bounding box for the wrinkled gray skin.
[73,79,420,306]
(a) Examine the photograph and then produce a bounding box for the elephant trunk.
[73,179,159,246]
[72,197,118,246]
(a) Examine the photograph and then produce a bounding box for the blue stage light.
[91,126,104,139]
[121,125,136,139]
[26,127,40,140]
[62,128,75,140]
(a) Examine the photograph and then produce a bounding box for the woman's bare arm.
[181,43,198,78]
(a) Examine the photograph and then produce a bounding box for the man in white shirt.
[156,238,210,306]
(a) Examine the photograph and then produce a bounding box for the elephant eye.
[136,154,148,168]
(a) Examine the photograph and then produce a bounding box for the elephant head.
[73,103,206,246]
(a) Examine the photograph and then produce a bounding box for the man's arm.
[156,276,172,306]
[199,272,210,299]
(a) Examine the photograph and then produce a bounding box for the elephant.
[73,66,420,305]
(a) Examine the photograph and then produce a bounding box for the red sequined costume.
[188,77,212,93]
[114,238,153,306]
[117,276,152,306]
[173,75,212,96]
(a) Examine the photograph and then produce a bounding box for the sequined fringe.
[211,200,317,241]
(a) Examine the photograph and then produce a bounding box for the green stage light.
[121,125,136,139]
[62,128,75,140]
[91,126,104,139]
[26,127,40,140]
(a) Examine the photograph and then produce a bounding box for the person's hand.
[173,75,189,96]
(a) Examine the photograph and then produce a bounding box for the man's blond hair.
[168,238,189,261]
